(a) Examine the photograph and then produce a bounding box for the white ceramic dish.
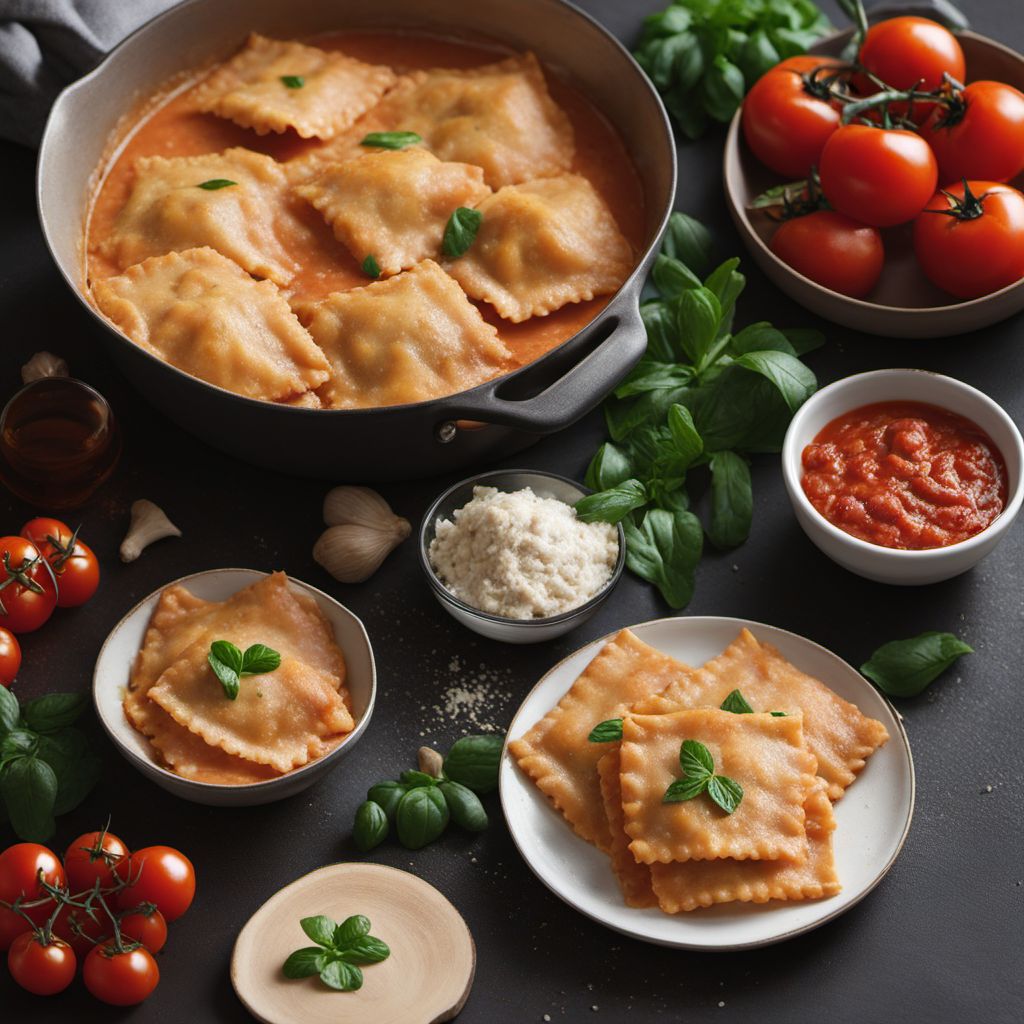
[500,616,914,951]
[93,568,376,806]
[419,469,625,644]
[782,369,1024,585]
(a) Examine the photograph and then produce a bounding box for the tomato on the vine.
[116,845,195,922]
[819,124,938,226]
[920,81,1024,185]
[83,941,160,1006]
[742,56,843,179]
[63,829,129,893]
[20,518,100,609]
[770,210,884,299]
[120,908,168,954]
[0,843,65,931]
[913,180,1024,298]
[7,932,76,996]
[0,627,20,687]
[0,537,58,633]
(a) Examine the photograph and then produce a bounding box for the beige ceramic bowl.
[724,30,1024,337]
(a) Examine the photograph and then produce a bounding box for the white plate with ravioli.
[499,616,914,950]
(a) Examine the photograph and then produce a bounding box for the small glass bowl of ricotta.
[419,469,626,643]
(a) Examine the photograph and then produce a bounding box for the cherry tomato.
[819,124,938,227]
[913,180,1024,298]
[857,16,965,121]
[120,908,167,954]
[83,941,160,1006]
[770,210,884,299]
[20,518,100,609]
[0,843,65,931]
[116,845,195,922]
[0,905,33,951]
[920,81,1024,185]
[7,932,76,996]
[742,56,843,179]
[63,829,129,893]
[52,903,111,958]
[0,537,58,633]
[0,627,20,687]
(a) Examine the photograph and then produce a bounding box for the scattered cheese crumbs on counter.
[428,485,619,619]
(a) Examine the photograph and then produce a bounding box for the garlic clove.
[312,522,407,583]
[418,746,444,778]
[120,499,182,563]
[323,485,404,531]
[22,351,69,384]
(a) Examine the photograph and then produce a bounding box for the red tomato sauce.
[801,401,1008,550]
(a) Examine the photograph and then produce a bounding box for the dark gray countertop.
[1,1,1020,1021]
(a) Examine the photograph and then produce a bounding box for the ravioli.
[95,148,301,285]
[446,175,633,322]
[295,148,491,275]
[194,33,396,140]
[620,709,818,864]
[508,629,698,851]
[306,259,510,409]
[632,629,890,801]
[92,247,330,402]
[368,52,573,187]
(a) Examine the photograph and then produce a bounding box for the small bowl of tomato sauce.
[782,369,1023,584]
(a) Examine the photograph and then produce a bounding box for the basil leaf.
[734,350,817,414]
[353,801,389,852]
[702,258,745,333]
[210,640,243,673]
[442,207,482,259]
[443,734,503,794]
[333,914,371,948]
[663,774,709,802]
[648,32,695,90]
[361,254,381,278]
[700,55,745,122]
[676,287,722,367]
[707,775,744,814]
[0,729,37,763]
[588,718,624,743]
[696,367,795,453]
[0,755,57,841]
[208,654,240,700]
[21,692,87,733]
[661,211,711,275]
[51,752,100,817]
[0,685,21,734]
[708,451,753,549]
[438,780,488,832]
[770,711,788,717]
[320,959,363,991]
[340,935,391,965]
[367,780,407,821]
[861,632,973,698]
[623,507,703,610]
[642,5,692,38]
[360,131,422,150]
[781,327,826,355]
[574,479,648,525]
[240,643,281,677]
[614,361,693,398]
[400,769,438,788]
[680,739,714,779]
[667,88,709,140]
[301,915,338,948]
[197,178,237,190]
[283,947,327,978]
[640,301,683,363]
[729,322,797,357]
[395,785,449,850]
[666,403,703,472]
[652,253,702,300]
[738,29,781,82]
[584,443,634,492]
[280,74,304,88]
[672,35,706,95]
[720,689,754,714]
[605,385,693,442]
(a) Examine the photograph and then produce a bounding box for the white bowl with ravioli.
[93,568,376,806]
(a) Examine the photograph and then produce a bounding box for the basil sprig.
[578,212,823,609]
[360,131,423,150]
[634,0,829,140]
[197,179,237,190]
[280,75,305,89]
[0,688,100,842]
[207,640,281,700]
[663,739,743,814]
[861,632,973,698]
[283,914,390,992]
[442,207,483,259]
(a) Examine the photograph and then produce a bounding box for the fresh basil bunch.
[634,0,830,138]
[578,212,823,609]
[0,688,101,841]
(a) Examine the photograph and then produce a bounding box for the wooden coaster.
[231,862,476,1023]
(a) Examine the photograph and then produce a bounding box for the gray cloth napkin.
[0,0,172,146]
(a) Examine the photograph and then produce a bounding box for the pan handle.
[438,296,648,435]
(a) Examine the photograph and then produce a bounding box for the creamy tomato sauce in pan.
[86,31,646,371]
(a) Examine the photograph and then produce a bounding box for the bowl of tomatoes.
[725,15,1024,337]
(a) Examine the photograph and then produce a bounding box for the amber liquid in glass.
[0,378,121,508]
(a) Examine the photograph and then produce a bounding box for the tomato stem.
[922,179,992,222]
[840,86,940,125]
